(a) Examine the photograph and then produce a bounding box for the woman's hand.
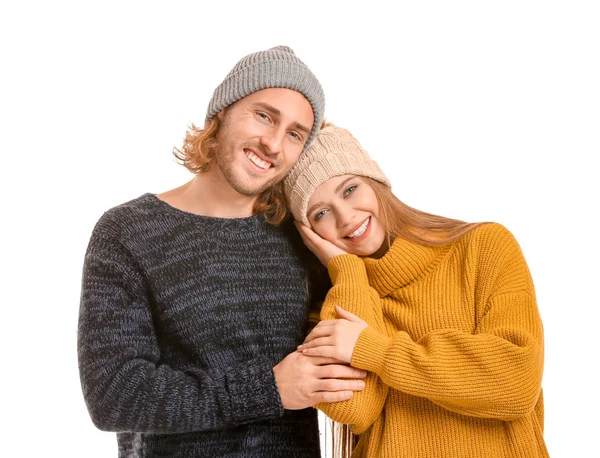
[298,306,368,364]
[295,221,347,266]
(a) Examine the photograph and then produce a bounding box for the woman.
[283,124,550,457]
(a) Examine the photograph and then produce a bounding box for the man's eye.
[289,131,301,141]
[257,112,270,121]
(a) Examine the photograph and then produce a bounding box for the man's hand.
[295,221,347,266]
[273,351,367,410]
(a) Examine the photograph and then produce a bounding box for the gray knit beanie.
[284,124,391,226]
[205,45,325,149]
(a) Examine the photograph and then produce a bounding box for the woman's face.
[307,175,386,257]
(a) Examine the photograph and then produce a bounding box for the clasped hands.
[299,306,368,364]
[272,223,370,410]
[273,305,369,410]
[295,221,369,364]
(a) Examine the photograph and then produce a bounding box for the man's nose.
[259,128,285,156]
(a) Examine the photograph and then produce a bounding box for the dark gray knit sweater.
[78,194,321,457]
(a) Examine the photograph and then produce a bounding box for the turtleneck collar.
[363,237,453,296]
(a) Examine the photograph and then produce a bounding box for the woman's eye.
[344,185,357,196]
[314,209,328,221]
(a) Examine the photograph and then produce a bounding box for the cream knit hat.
[284,125,391,226]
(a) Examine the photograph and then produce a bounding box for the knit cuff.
[352,327,393,376]
[225,357,284,424]
[327,254,369,286]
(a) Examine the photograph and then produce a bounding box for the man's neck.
[157,174,258,218]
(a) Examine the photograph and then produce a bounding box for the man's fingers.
[317,363,367,379]
[314,390,354,403]
[316,378,366,393]
[275,352,366,410]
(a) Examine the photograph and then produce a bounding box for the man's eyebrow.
[253,102,281,117]
[252,102,311,136]
[292,122,311,136]
[306,177,355,219]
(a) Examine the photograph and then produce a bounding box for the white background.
[1,1,598,457]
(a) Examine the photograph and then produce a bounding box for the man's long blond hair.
[172,116,289,225]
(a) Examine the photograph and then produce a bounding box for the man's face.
[214,87,314,197]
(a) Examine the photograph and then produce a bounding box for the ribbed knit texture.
[284,125,390,226]
[206,45,325,149]
[318,223,549,458]
[78,194,320,458]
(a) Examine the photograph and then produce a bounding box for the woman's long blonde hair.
[172,116,289,225]
[332,178,482,457]
[366,177,482,247]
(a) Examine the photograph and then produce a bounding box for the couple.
[78,46,550,457]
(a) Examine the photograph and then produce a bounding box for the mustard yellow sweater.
[317,223,549,458]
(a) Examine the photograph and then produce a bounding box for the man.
[78,46,366,457]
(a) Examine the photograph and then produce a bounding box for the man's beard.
[212,138,282,197]
[212,113,286,197]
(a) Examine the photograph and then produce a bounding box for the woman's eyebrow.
[306,177,356,218]
[335,177,355,193]
[306,202,323,218]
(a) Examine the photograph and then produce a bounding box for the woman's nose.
[335,203,355,229]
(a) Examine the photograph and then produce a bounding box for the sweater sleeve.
[315,255,389,434]
[77,228,283,434]
[351,226,544,421]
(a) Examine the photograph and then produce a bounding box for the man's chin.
[232,181,277,197]
[240,175,286,196]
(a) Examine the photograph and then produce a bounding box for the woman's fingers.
[294,220,348,265]
[302,345,337,358]
[335,306,368,325]
[300,337,333,349]
[302,321,337,344]
[295,221,321,248]
[313,319,339,327]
